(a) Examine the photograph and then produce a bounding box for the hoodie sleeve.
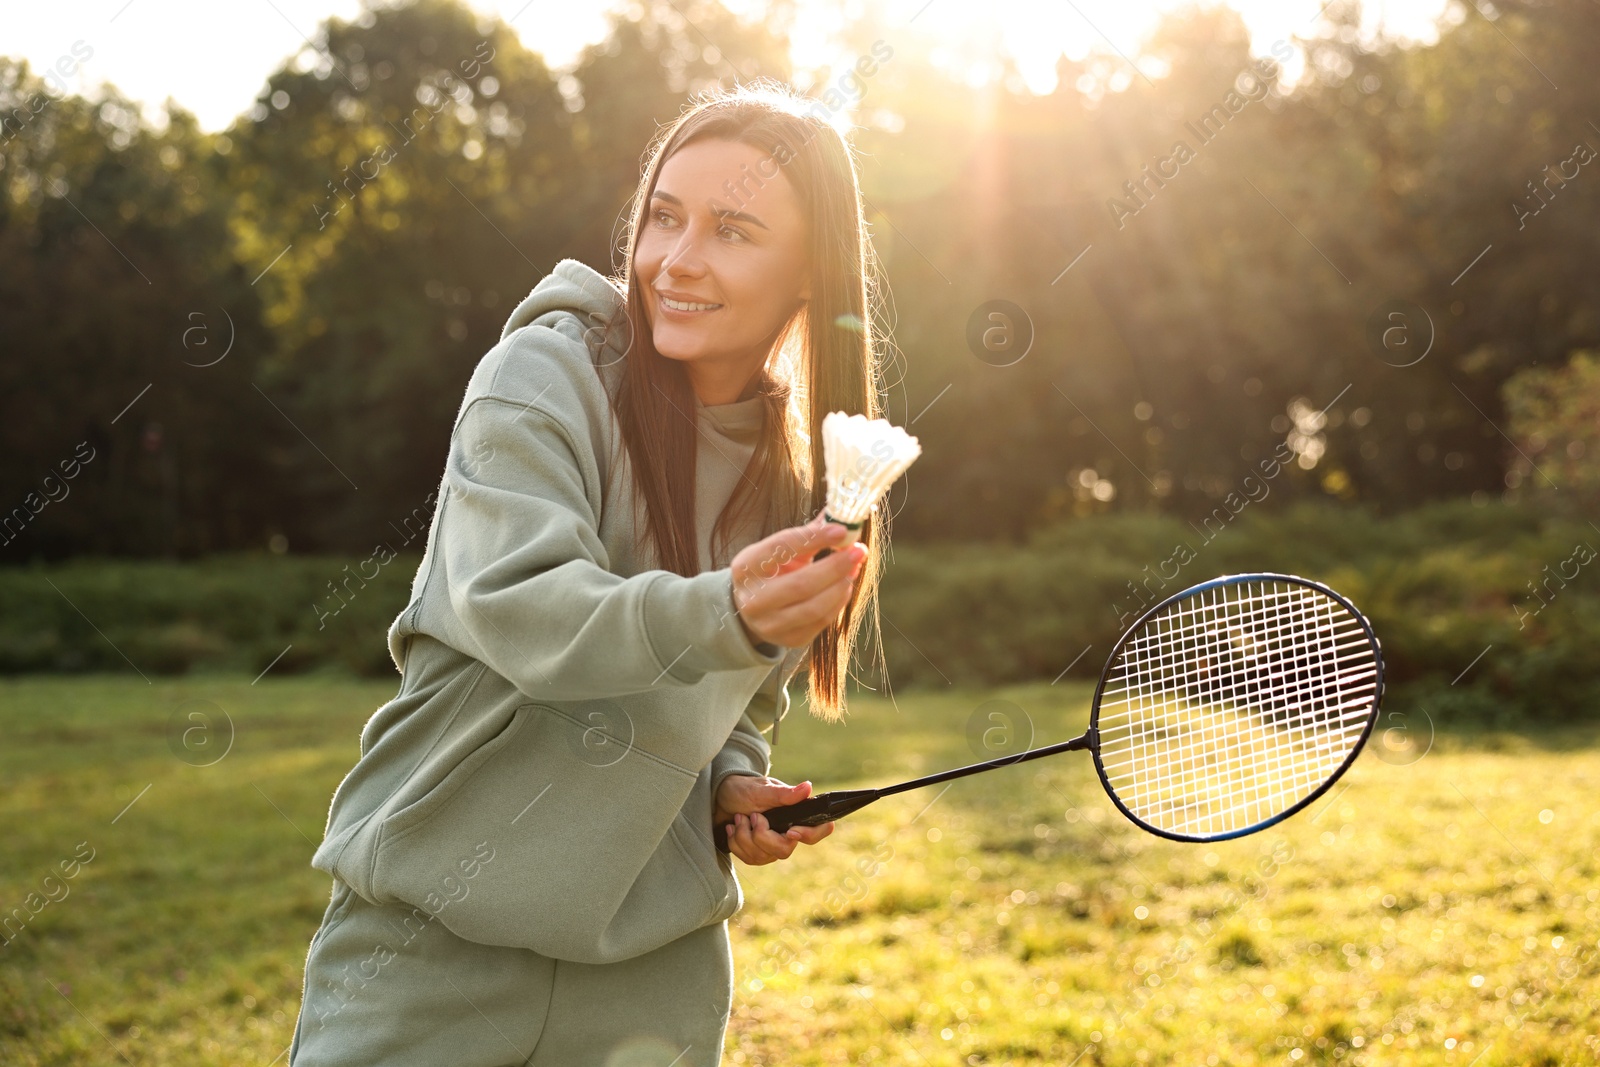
[709,710,772,803]
[709,643,810,802]
[433,393,785,703]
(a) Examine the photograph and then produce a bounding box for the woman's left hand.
[714,776,835,865]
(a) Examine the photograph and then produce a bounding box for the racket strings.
[1114,584,1376,834]
[1122,586,1373,832]
[1097,580,1379,838]
[1107,590,1351,834]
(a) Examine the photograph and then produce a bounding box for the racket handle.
[714,788,878,853]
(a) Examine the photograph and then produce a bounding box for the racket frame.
[1086,571,1385,844]
[714,571,1385,852]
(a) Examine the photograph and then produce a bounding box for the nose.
[660,221,709,280]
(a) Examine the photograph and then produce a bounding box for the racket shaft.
[714,736,1094,852]
[874,731,1093,798]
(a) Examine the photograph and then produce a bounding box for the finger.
[784,821,835,847]
[747,544,864,632]
[728,815,768,866]
[753,521,847,579]
[729,550,844,643]
[728,833,761,866]
[738,814,792,865]
[756,554,864,636]
[749,813,798,862]
[746,519,854,582]
[779,512,843,567]
[749,779,812,806]
[789,512,855,558]
[738,540,863,620]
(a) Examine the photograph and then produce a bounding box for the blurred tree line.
[1,0,1596,561]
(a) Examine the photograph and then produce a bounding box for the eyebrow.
[650,190,769,231]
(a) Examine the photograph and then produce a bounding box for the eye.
[651,208,677,228]
[718,223,748,243]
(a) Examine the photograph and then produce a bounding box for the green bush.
[3,499,1597,722]
[872,499,1600,723]
[0,553,417,679]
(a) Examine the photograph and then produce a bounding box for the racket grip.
[714,789,876,853]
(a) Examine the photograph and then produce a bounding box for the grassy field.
[0,675,1596,1066]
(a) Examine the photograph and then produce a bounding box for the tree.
[0,60,280,559]
[1504,349,1600,514]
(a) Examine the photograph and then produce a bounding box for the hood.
[501,258,629,349]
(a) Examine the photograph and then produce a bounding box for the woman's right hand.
[730,510,867,649]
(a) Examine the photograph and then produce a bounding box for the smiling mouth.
[658,292,723,313]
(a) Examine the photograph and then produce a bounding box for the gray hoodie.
[309,258,810,965]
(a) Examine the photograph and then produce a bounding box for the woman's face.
[634,137,811,400]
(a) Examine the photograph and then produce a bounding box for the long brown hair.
[592,79,890,724]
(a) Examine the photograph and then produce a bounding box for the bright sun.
[772,0,1450,97]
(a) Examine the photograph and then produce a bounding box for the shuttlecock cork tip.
[821,411,922,527]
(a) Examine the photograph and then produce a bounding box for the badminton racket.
[716,573,1382,850]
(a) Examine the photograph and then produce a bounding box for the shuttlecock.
[819,411,921,549]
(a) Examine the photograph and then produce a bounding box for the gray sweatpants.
[289,878,734,1066]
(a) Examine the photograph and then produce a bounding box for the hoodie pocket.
[378,698,527,846]
[369,700,725,964]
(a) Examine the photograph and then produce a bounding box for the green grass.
[1,676,1597,1065]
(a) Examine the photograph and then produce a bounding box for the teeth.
[661,294,720,311]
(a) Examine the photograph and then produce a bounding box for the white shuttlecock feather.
[821,411,921,545]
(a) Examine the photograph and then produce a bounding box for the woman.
[288,79,893,1067]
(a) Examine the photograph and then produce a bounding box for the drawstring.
[770,658,784,747]
[769,647,798,748]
